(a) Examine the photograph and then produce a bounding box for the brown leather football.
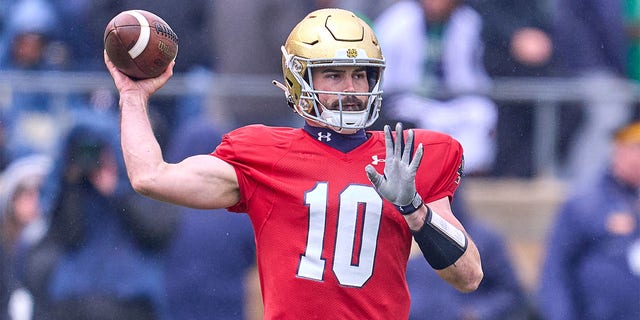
[104,10,178,79]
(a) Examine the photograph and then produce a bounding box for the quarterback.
[104,8,482,319]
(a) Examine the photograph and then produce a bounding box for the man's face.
[421,0,459,23]
[12,33,46,67]
[310,66,369,111]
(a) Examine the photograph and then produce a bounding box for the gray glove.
[365,123,424,214]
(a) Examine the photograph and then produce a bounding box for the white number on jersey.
[297,182,383,287]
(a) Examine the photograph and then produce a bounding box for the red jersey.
[212,125,463,319]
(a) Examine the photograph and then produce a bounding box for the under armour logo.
[317,132,332,142]
[371,155,385,165]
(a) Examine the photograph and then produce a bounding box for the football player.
[104,8,482,319]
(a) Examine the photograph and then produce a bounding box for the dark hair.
[63,125,111,181]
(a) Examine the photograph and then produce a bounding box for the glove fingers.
[409,143,424,173]
[365,164,384,188]
[394,122,403,159]
[384,124,394,160]
[402,129,414,165]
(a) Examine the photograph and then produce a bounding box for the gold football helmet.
[274,8,385,133]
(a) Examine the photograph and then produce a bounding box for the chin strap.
[272,80,295,110]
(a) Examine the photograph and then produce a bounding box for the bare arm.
[404,196,483,292]
[104,51,240,209]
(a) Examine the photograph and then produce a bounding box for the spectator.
[470,0,554,76]
[552,0,636,186]
[0,0,68,160]
[0,155,51,254]
[537,120,640,320]
[468,0,556,178]
[21,116,179,320]
[0,154,50,320]
[163,119,258,320]
[407,188,528,320]
[374,0,497,175]
[0,0,61,70]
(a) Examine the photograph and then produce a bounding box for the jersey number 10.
[297,182,383,287]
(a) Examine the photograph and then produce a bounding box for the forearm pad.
[412,206,468,270]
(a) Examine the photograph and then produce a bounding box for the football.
[104,10,178,79]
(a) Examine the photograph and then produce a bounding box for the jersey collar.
[303,123,368,153]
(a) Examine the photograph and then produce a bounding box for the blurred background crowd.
[0,0,638,319]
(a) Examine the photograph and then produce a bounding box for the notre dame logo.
[346,48,358,58]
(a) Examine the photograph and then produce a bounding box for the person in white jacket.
[375,0,497,175]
